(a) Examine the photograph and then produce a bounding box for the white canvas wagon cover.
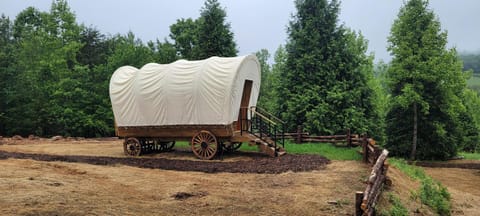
[110,55,260,127]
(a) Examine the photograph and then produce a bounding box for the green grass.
[389,158,451,216]
[389,158,427,180]
[282,141,362,160]
[380,193,409,216]
[175,140,361,160]
[459,152,480,160]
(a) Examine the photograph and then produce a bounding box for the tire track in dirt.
[0,150,330,174]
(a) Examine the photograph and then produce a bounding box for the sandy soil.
[0,139,369,215]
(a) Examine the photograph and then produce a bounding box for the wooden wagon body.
[110,55,285,159]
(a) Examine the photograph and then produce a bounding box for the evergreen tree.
[169,0,237,60]
[255,49,272,110]
[0,15,14,134]
[278,0,378,136]
[196,0,237,59]
[385,0,474,160]
[169,18,198,60]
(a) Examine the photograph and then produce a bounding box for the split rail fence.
[282,125,390,215]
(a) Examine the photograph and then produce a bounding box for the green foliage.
[459,152,480,160]
[0,0,181,137]
[255,49,272,109]
[390,158,451,215]
[467,74,480,94]
[169,18,198,59]
[169,0,237,60]
[196,0,237,59]
[460,53,480,74]
[0,14,15,133]
[277,0,380,138]
[419,178,451,216]
[380,193,409,216]
[385,0,474,160]
[262,45,287,115]
[389,158,427,180]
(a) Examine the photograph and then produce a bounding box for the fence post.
[347,129,351,147]
[362,135,368,163]
[355,191,364,216]
[296,125,303,144]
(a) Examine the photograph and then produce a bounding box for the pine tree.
[385,0,473,160]
[196,0,237,59]
[278,0,378,136]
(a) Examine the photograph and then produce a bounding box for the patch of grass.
[282,141,362,160]
[380,193,409,216]
[389,158,427,180]
[175,140,361,160]
[459,152,480,160]
[389,158,451,216]
[419,178,451,216]
[175,141,190,148]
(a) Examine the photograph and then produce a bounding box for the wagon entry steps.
[239,106,286,157]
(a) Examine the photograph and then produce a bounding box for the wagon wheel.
[191,130,218,160]
[124,137,141,156]
[222,142,242,152]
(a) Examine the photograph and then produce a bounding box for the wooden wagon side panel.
[116,123,236,140]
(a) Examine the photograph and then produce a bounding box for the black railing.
[239,106,285,152]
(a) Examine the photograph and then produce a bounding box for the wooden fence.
[282,126,366,146]
[355,149,389,216]
[282,125,390,215]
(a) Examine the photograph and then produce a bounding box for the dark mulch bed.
[0,150,330,174]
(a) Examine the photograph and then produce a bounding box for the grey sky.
[2,0,479,63]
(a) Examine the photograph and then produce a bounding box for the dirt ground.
[424,167,480,215]
[378,161,480,216]
[0,138,369,215]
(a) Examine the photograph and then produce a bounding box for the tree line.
[0,0,479,160]
[0,0,236,137]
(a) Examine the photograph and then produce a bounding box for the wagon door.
[237,80,253,130]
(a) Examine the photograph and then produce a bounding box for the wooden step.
[258,142,276,157]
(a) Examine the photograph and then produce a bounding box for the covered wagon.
[110,55,285,160]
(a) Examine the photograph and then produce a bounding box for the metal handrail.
[243,106,285,150]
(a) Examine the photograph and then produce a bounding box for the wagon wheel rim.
[192,131,218,160]
[124,137,141,156]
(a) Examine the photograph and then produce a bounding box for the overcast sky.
[2,0,479,63]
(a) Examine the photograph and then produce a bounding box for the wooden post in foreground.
[355,191,364,216]
[296,125,303,144]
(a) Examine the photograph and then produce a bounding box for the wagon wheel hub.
[201,142,208,149]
